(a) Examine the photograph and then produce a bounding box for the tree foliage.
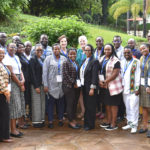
[21,16,88,47]
[0,0,28,20]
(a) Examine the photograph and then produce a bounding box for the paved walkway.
[0,120,150,150]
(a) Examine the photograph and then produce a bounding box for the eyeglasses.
[9,47,17,49]
[85,50,91,52]
[36,50,43,52]
[124,52,131,54]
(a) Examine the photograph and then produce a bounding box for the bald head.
[128,38,136,49]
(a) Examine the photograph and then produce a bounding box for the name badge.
[56,75,62,83]
[148,78,150,86]
[99,75,104,81]
[81,78,84,86]
[77,79,81,87]
[7,84,11,92]
[141,78,145,86]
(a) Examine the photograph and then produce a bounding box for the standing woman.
[59,35,68,58]
[3,43,25,137]
[76,35,87,119]
[16,42,31,125]
[99,44,123,131]
[139,44,150,137]
[43,43,66,128]
[0,48,13,142]
[80,44,99,130]
[62,48,81,129]
[30,44,45,128]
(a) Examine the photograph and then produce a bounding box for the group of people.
[0,31,150,143]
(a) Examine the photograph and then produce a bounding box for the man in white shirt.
[121,46,140,133]
[113,35,124,60]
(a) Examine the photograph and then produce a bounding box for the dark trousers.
[96,91,105,113]
[0,94,10,140]
[118,94,125,118]
[47,94,64,122]
[63,87,80,122]
[24,81,32,116]
[83,87,97,128]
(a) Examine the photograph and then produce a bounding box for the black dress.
[99,60,122,106]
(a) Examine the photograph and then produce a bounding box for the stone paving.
[0,119,150,150]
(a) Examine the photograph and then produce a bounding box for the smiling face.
[60,38,67,49]
[140,44,149,56]
[124,48,132,60]
[40,35,48,46]
[113,37,122,49]
[7,43,17,56]
[104,45,112,57]
[53,45,61,57]
[0,33,7,45]
[128,40,135,49]
[79,38,87,49]
[96,37,103,49]
[35,46,43,58]
[68,50,76,62]
[17,44,25,54]
[25,43,32,54]
[85,45,92,58]
[0,49,5,62]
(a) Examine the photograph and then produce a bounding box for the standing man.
[127,38,142,59]
[113,35,124,60]
[31,34,52,59]
[0,32,7,54]
[113,35,125,122]
[121,46,140,133]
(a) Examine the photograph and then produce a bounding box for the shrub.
[21,16,88,47]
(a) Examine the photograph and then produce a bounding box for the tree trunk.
[143,0,147,38]
[127,11,130,33]
[101,0,109,24]
[133,20,136,36]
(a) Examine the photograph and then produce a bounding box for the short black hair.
[16,42,25,48]
[52,43,60,50]
[113,35,121,40]
[67,48,77,54]
[124,45,132,51]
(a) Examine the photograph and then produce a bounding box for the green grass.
[0,14,147,47]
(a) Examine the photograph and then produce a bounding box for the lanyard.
[82,57,91,75]
[8,54,21,74]
[101,57,109,74]
[142,53,150,76]
[69,59,78,72]
[43,46,48,56]
[3,64,10,76]
[123,58,133,76]
[38,58,43,67]
[81,52,86,62]
[61,49,67,57]
[95,48,103,60]
[54,55,61,75]
[21,55,29,64]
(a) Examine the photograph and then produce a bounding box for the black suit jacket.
[29,56,43,89]
[82,56,100,93]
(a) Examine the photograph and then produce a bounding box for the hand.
[89,88,94,96]
[44,86,49,93]
[20,80,25,86]
[135,90,139,96]
[146,87,150,94]
[74,84,78,88]
[99,81,105,88]
[20,85,25,92]
[35,88,40,94]
[103,80,108,89]
[5,92,10,103]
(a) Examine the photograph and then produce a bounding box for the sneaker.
[100,123,110,128]
[105,126,118,131]
[131,127,137,134]
[122,124,131,130]
[48,123,54,129]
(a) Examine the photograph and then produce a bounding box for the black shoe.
[68,124,80,129]
[139,128,148,134]
[84,126,93,131]
[58,121,64,127]
[19,131,24,136]
[10,133,22,138]
[48,123,54,129]
[147,130,150,138]
[105,125,118,131]
[33,123,43,128]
